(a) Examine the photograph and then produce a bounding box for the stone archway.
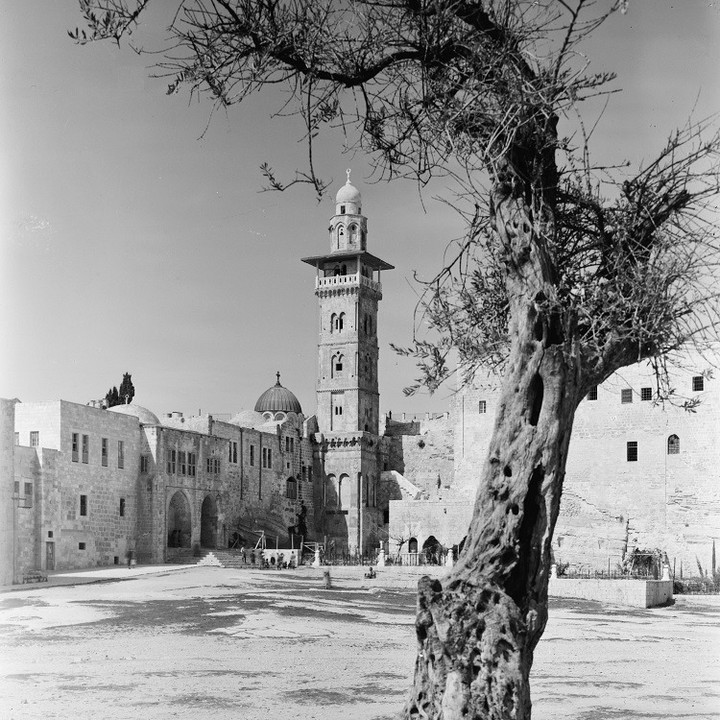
[168,491,191,548]
[200,495,218,549]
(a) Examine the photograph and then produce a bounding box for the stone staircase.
[165,547,257,569]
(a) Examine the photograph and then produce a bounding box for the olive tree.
[72,1,720,717]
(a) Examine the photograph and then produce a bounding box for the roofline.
[301,250,394,271]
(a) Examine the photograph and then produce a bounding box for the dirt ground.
[0,566,718,720]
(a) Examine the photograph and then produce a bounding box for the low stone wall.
[550,578,673,608]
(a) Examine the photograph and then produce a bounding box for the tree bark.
[403,190,583,719]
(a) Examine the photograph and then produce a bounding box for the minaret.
[302,171,394,553]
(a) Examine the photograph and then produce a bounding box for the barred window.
[30,431,39,447]
[626,441,638,462]
[692,375,704,392]
[117,440,124,469]
[478,400,487,413]
[80,494,88,516]
[641,387,652,401]
[140,455,149,473]
[621,389,633,404]
[72,433,79,462]
[667,434,680,455]
[188,452,196,477]
[101,438,108,467]
[586,386,598,401]
[82,435,89,464]
[178,451,186,476]
[167,449,176,474]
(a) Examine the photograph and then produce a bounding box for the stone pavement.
[0,566,718,720]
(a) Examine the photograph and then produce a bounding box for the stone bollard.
[377,548,386,568]
[323,569,332,589]
[312,548,321,568]
[550,563,558,580]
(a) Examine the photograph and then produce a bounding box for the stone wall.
[0,399,15,585]
[14,401,141,571]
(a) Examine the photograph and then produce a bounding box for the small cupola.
[335,169,362,215]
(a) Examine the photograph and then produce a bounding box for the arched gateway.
[168,491,191,548]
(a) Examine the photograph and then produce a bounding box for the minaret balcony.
[316,273,382,294]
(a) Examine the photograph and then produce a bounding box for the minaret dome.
[335,169,362,215]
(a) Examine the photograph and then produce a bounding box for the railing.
[316,274,382,293]
[387,552,448,567]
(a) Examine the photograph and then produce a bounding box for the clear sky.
[1,2,718,419]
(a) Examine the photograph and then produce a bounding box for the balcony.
[316,273,382,293]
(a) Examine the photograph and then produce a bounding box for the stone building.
[388,350,720,574]
[4,174,719,582]
[2,175,394,582]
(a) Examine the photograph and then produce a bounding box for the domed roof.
[107,403,160,425]
[336,169,361,205]
[254,373,302,414]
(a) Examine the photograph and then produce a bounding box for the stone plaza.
[0,565,718,720]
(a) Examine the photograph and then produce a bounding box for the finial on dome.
[346,168,352,184]
[276,371,281,386]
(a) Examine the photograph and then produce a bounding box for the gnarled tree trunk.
[404,189,584,719]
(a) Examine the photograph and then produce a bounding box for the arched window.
[325,474,337,506]
[339,473,351,509]
[337,225,345,246]
[334,313,344,332]
[330,313,337,333]
[667,434,680,454]
[349,224,358,244]
[286,477,297,500]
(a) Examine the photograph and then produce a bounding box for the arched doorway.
[422,535,443,565]
[167,491,191,548]
[408,537,418,553]
[200,495,218,549]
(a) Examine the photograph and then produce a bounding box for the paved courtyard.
[0,566,718,719]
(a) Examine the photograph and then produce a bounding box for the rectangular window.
[82,434,89,464]
[621,389,633,404]
[72,433,79,462]
[206,457,212,473]
[101,438,108,467]
[78,542,86,550]
[478,400,487,414]
[188,452,196,477]
[24,482,33,501]
[14,481,20,495]
[30,431,39,447]
[214,458,220,474]
[641,387,652,401]
[119,498,125,517]
[692,375,704,392]
[167,449,176,474]
[262,447,272,469]
[228,441,237,464]
[140,455,148,473]
[80,494,88,516]
[626,441,638,462]
[586,386,598,401]
[286,437,290,452]
[250,445,255,466]
[117,440,124,469]
[178,451,186,476]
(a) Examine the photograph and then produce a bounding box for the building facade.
[388,352,720,574]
